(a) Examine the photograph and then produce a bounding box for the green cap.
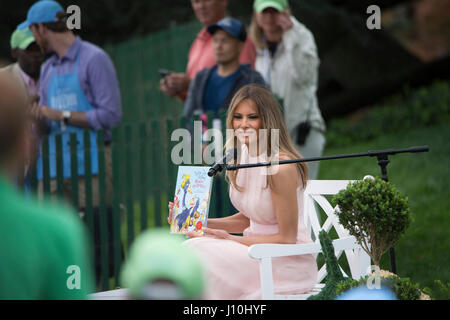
[120,229,205,299]
[254,0,289,12]
[10,27,35,50]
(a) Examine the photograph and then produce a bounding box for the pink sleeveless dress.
[183,145,318,299]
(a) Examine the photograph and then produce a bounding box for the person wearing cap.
[0,72,95,299]
[0,26,44,102]
[249,0,326,179]
[116,229,205,300]
[160,0,257,101]
[183,17,266,141]
[0,26,46,187]
[21,0,122,211]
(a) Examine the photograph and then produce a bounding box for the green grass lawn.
[318,122,450,294]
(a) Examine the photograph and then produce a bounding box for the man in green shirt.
[0,72,94,299]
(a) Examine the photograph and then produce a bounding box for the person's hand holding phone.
[160,72,190,97]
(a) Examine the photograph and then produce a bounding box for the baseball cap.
[10,27,35,50]
[207,17,247,42]
[253,0,289,13]
[120,229,205,299]
[19,0,64,30]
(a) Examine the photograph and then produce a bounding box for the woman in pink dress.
[168,85,317,299]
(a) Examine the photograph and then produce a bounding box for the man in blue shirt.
[21,0,123,286]
[20,0,122,210]
[183,17,266,135]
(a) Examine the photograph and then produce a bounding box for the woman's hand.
[167,201,174,225]
[277,10,293,31]
[185,227,231,240]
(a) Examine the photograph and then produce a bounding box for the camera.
[159,69,171,78]
[296,121,311,145]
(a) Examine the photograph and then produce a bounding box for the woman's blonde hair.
[249,9,292,50]
[249,12,266,50]
[224,84,308,191]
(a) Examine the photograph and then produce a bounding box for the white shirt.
[255,17,326,136]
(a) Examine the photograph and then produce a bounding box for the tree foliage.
[332,177,410,267]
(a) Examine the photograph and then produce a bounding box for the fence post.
[150,120,162,227]
[124,125,135,249]
[139,123,148,231]
[219,110,231,217]
[111,127,123,287]
[29,159,38,194]
[41,136,51,195]
[69,133,79,211]
[83,130,94,236]
[55,134,65,200]
[166,118,177,204]
[97,130,109,291]
[204,112,218,218]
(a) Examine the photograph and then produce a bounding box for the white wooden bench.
[248,178,372,300]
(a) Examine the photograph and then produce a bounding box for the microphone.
[207,148,238,177]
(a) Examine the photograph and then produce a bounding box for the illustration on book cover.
[170,166,213,235]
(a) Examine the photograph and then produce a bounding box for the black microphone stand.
[226,145,430,274]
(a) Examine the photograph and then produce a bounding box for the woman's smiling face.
[232,99,263,147]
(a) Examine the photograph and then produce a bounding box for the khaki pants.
[38,145,113,210]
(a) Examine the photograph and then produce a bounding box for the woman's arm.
[207,212,250,234]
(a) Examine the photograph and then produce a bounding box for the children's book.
[170,166,213,235]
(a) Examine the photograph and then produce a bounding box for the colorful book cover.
[170,166,213,235]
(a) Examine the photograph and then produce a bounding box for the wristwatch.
[62,111,71,124]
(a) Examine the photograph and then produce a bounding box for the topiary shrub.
[332,177,411,267]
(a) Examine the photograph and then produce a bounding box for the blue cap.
[19,0,64,29]
[207,17,247,42]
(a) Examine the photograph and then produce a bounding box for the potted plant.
[332,176,410,268]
